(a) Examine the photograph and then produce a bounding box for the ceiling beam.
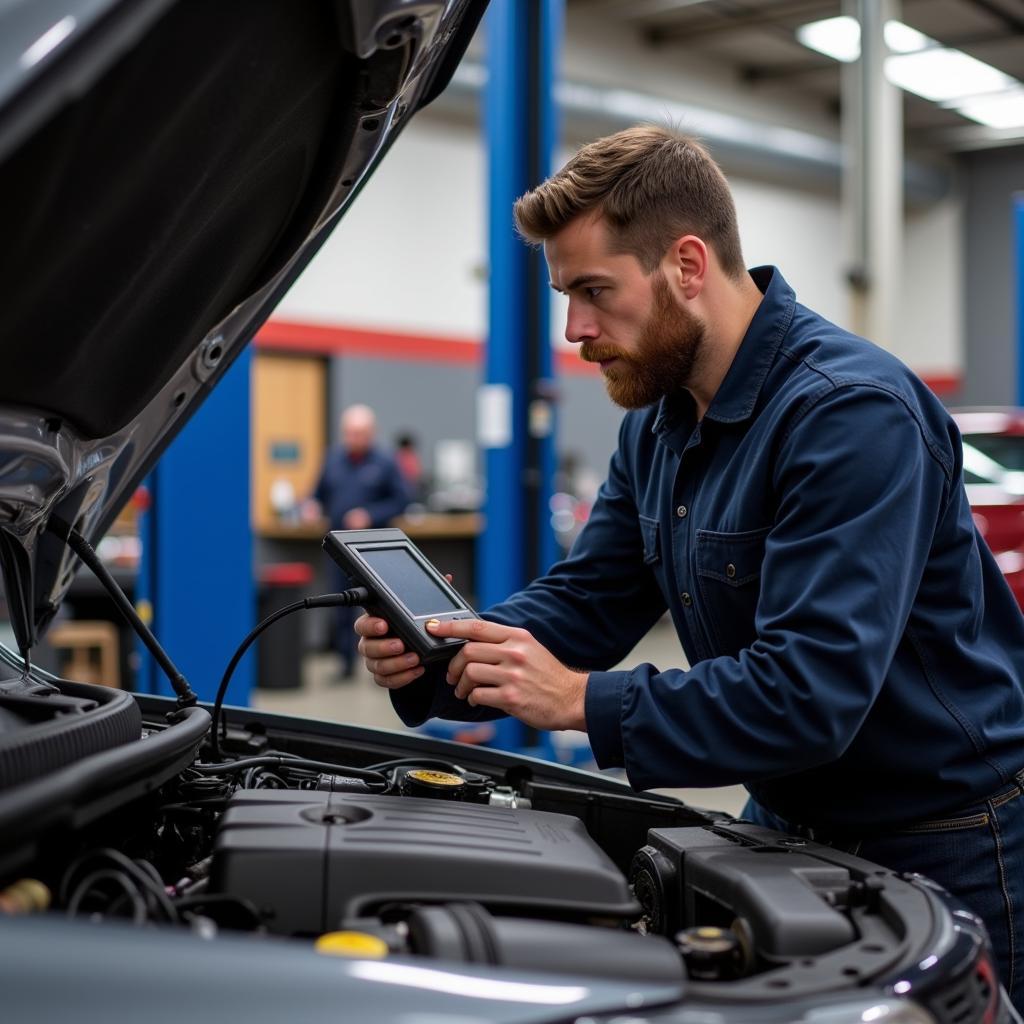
[591,0,720,20]
[644,0,839,44]
[740,59,839,83]
[962,0,1024,36]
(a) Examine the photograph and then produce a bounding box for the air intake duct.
[405,902,684,983]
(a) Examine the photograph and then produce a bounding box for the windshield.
[963,435,1024,492]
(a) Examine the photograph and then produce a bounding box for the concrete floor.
[253,617,748,818]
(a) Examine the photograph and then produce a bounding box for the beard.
[580,273,705,410]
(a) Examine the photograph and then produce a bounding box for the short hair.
[513,124,745,278]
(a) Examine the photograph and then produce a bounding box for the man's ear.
[667,235,708,300]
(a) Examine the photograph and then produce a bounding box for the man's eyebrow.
[550,274,608,294]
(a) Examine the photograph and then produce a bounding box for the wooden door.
[251,353,326,533]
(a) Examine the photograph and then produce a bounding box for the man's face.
[341,415,374,456]
[545,215,704,409]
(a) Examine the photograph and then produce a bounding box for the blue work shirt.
[394,267,1024,831]
[313,446,408,529]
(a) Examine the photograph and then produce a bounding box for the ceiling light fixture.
[884,48,1014,103]
[796,16,1024,130]
[951,86,1024,130]
[795,15,927,63]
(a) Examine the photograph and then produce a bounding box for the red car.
[952,408,1024,608]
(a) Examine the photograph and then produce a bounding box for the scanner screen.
[360,546,459,616]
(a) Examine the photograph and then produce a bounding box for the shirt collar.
[652,265,795,435]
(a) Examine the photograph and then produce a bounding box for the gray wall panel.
[332,356,625,491]
[961,145,1024,406]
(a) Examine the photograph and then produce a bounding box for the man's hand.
[343,507,372,529]
[427,619,588,732]
[353,573,456,689]
[354,613,425,689]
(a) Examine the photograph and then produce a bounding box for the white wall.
[277,117,486,338]
[900,196,963,377]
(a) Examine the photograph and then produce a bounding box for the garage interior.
[7,0,1023,813]
[3,1,1024,1017]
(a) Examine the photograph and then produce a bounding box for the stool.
[47,620,121,689]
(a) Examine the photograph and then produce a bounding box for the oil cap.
[315,931,389,959]
[401,769,467,800]
[675,926,744,980]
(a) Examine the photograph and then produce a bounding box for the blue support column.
[137,348,255,704]
[479,0,563,757]
[1016,194,1024,406]
[479,0,562,612]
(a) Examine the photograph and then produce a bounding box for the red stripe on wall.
[256,318,959,391]
[255,319,480,364]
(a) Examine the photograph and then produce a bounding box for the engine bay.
[0,690,961,1008]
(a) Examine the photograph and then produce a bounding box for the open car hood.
[0,0,485,655]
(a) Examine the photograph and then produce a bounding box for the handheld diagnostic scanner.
[323,528,476,663]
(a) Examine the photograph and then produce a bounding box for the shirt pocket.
[695,526,771,656]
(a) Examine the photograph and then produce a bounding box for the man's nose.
[565,299,597,345]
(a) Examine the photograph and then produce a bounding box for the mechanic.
[306,404,408,678]
[355,125,1024,1005]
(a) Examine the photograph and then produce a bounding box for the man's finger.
[426,618,513,643]
[466,683,509,709]
[445,650,467,686]
[445,632,511,686]
[373,666,426,690]
[359,636,407,660]
[461,641,507,664]
[354,614,391,638]
[454,663,504,700]
[369,651,422,677]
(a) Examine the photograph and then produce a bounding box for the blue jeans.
[743,778,1024,1011]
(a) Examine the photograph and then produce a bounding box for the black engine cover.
[212,790,639,935]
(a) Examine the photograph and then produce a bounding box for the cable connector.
[303,587,369,610]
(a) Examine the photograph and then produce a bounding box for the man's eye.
[585,286,604,299]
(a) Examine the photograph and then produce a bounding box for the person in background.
[306,404,408,678]
[393,431,425,504]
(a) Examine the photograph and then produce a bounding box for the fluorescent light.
[885,48,1015,102]
[952,86,1024,129]
[796,16,860,63]
[795,17,930,63]
[883,21,929,54]
[796,15,1024,129]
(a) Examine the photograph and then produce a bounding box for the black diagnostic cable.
[208,587,369,760]
[48,516,198,712]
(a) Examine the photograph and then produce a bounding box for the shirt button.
[681,592,693,607]
[676,505,688,518]
[726,563,736,579]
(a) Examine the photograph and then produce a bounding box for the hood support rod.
[47,516,197,712]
